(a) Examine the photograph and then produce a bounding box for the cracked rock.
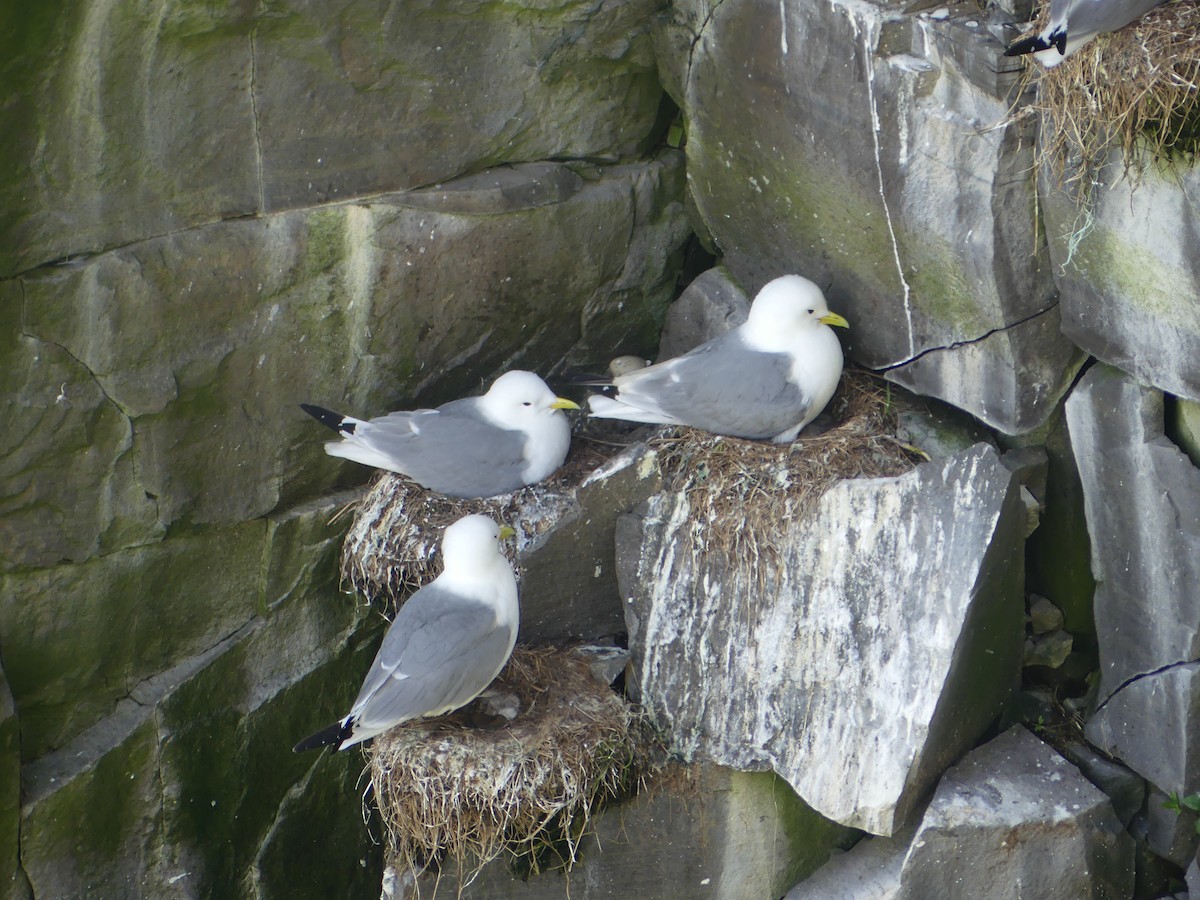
[1043,154,1200,404]
[789,728,1134,899]
[657,0,1082,433]
[621,443,1024,835]
[1066,365,1200,792]
[656,266,749,360]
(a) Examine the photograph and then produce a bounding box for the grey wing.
[617,335,806,439]
[1071,0,1163,36]
[351,588,515,730]
[357,401,529,497]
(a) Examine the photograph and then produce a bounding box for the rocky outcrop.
[1066,365,1200,796]
[788,727,1135,899]
[1,0,665,277]
[622,443,1025,835]
[1044,158,1200,404]
[393,765,857,899]
[655,0,1083,433]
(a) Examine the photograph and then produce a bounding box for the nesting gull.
[293,514,519,752]
[302,370,581,498]
[587,275,849,443]
[1004,0,1166,66]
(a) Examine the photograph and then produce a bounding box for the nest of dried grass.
[370,646,656,894]
[1017,0,1200,188]
[651,370,923,580]
[339,440,616,613]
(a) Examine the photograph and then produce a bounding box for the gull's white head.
[440,514,515,571]
[480,370,581,427]
[744,276,849,347]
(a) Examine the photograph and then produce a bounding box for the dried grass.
[370,647,656,896]
[651,370,923,583]
[1016,0,1200,190]
[340,440,616,613]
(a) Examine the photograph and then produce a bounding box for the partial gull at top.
[586,275,849,443]
[302,369,580,499]
[1004,0,1167,67]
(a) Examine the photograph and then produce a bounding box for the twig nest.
[650,371,922,574]
[340,441,616,610]
[370,647,655,888]
[1022,0,1200,186]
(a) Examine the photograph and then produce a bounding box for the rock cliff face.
[3,0,1198,896]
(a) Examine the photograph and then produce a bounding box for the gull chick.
[588,275,849,443]
[293,514,519,752]
[1004,0,1166,67]
[302,370,580,498]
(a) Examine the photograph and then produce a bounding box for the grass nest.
[370,646,656,894]
[339,437,618,613]
[1016,0,1200,189]
[650,370,924,581]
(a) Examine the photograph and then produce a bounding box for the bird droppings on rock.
[370,646,657,893]
[649,370,924,584]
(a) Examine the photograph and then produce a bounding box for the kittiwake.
[293,514,520,752]
[587,275,849,443]
[1004,0,1166,66]
[302,370,581,498]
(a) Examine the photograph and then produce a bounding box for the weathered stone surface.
[1066,365,1200,790]
[1024,629,1073,669]
[784,830,909,899]
[1141,786,1200,869]
[1043,156,1200,403]
[0,1,259,277]
[5,158,687,563]
[1173,397,1200,468]
[2,0,665,277]
[395,765,857,899]
[1056,737,1145,829]
[656,266,749,360]
[660,0,1082,432]
[16,493,378,899]
[893,727,1134,899]
[0,668,27,900]
[1028,594,1064,635]
[623,443,1025,835]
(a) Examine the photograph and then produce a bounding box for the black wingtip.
[300,403,353,434]
[292,720,351,753]
[556,369,614,388]
[1004,27,1064,58]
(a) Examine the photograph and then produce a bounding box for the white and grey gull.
[1004,0,1167,67]
[293,514,520,752]
[586,275,849,443]
[302,369,581,498]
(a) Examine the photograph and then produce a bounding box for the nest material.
[370,646,655,893]
[1020,0,1200,187]
[651,370,923,581]
[340,440,615,612]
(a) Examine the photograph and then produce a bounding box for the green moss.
[1064,223,1190,320]
[301,207,348,282]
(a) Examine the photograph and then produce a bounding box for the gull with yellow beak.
[588,275,849,442]
[302,370,580,498]
[294,514,520,751]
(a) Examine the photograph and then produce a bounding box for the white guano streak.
[846,6,915,357]
[779,0,788,54]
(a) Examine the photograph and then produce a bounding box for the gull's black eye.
[522,401,533,407]
[807,308,815,315]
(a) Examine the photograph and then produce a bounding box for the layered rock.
[789,727,1134,898]
[622,443,1025,835]
[656,0,1083,433]
[1065,365,1200,795]
[1044,158,1200,403]
[1,0,664,276]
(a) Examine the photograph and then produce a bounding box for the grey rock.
[656,267,750,360]
[1056,738,1146,828]
[1028,594,1065,635]
[1189,853,1200,897]
[395,765,857,899]
[2,0,664,276]
[4,157,687,566]
[1087,662,1200,798]
[573,645,631,686]
[0,667,25,900]
[1001,447,1049,503]
[1142,786,1200,869]
[785,830,909,899]
[660,0,1082,433]
[1066,365,1200,789]
[1173,396,1200,468]
[1044,155,1200,404]
[623,444,1024,835]
[892,394,993,462]
[1023,629,1073,668]
[894,727,1134,900]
